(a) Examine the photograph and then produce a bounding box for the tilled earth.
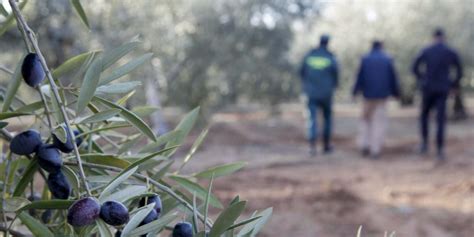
[181,102,474,237]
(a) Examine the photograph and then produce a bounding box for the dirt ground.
[180,101,474,237]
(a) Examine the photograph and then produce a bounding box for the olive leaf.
[99,53,153,86]
[18,212,54,237]
[2,59,23,112]
[101,41,140,70]
[129,212,177,236]
[169,175,223,208]
[77,56,102,113]
[209,201,247,237]
[52,51,100,79]
[79,108,121,124]
[70,0,90,29]
[194,162,246,179]
[93,96,157,141]
[121,203,155,237]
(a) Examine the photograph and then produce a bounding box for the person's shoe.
[370,153,380,160]
[323,145,334,154]
[418,143,428,155]
[436,150,446,162]
[434,157,446,167]
[361,147,370,157]
[309,147,317,157]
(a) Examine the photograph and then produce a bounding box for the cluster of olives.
[67,197,130,228]
[10,128,82,199]
[67,194,167,236]
[13,53,80,199]
[18,53,196,235]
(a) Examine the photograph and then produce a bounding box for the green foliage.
[77,56,102,113]
[0,1,271,236]
[18,212,54,237]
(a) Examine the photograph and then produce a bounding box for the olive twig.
[8,0,91,196]
[1,152,12,237]
[11,4,32,54]
[36,87,54,129]
[0,65,14,74]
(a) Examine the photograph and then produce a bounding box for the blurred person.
[299,35,339,156]
[353,40,400,159]
[412,28,463,162]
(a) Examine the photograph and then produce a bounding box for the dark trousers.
[420,91,448,151]
[307,97,332,148]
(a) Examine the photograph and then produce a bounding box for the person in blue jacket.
[299,35,339,156]
[353,40,400,159]
[412,28,463,162]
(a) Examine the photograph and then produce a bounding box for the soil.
[179,101,474,237]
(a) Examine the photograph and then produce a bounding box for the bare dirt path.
[182,102,474,237]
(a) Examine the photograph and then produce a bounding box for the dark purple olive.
[172,222,194,237]
[47,171,71,199]
[74,130,83,147]
[41,209,52,223]
[139,209,158,226]
[100,201,129,226]
[139,194,162,217]
[27,194,41,201]
[36,144,62,173]
[67,197,100,227]
[52,126,74,153]
[27,194,41,216]
[21,53,45,87]
[9,129,43,155]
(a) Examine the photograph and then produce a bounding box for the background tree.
[292,0,473,111]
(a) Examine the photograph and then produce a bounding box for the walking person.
[412,28,463,162]
[353,40,400,159]
[299,35,339,156]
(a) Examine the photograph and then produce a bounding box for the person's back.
[354,47,399,99]
[300,47,338,100]
[414,43,462,93]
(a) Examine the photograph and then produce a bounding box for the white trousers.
[358,99,388,155]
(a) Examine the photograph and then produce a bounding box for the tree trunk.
[145,67,169,135]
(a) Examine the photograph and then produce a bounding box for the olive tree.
[0,1,271,236]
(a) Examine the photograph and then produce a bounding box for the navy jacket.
[412,42,463,94]
[353,49,400,99]
[299,47,339,100]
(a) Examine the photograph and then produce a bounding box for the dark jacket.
[353,49,400,99]
[299,47,339,100]
[412,42,463,94]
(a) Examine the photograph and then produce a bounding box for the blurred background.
[1,0,473,236]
